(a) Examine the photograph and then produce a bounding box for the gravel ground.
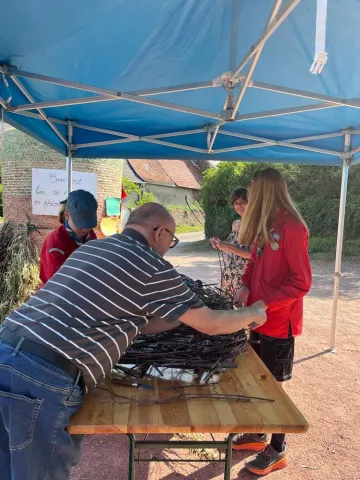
[71,245,360,480]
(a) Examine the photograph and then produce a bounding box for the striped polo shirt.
[4,229,203,388]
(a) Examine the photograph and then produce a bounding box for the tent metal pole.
[231,0,301,80]
[12,95,117,111]
[223,130,343,144]
[236,103,337,122]
[0,96,7,109]
[329,132,351,350]
[209,0,283,149]
[214,136,341,156]
[11,110,69,124]
[76,136,206,154]
[248,80,360,109]
[10,75,69,148]
[13,108,345,144]
[0,65,217,97]
[74,127,340,156]
[74,124,204,139]
[287,131,346,143]
[229,0,240,72]
[230,0,283,120]
[66,122,74,195]
[11,91,221,120]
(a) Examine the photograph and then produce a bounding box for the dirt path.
[71,248,360,480]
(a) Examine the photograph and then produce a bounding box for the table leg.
[224,433,236,480]
[126,434,136,480]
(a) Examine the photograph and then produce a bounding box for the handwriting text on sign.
[32,169,97,216]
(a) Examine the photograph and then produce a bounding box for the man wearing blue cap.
[39,189,98,287]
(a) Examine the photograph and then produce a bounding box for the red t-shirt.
[39,225,97,287]
[242,210,312,338]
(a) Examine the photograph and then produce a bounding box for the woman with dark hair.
[210,187,251,298]
[233,168,312,476]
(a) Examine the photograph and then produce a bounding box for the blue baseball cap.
[65,190,98,229]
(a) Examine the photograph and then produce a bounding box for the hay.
[0,221,39,323]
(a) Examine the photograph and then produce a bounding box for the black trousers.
[250,327,295,452]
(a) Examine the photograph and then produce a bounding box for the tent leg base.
[323,347,337,354]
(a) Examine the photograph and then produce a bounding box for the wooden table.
[69,348,308,479]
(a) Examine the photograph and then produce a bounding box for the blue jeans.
[0,335,84,479]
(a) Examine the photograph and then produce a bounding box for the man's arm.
[140,316,180,335]
[179,304,266,336]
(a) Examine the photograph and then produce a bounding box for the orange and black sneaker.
[245,444,288,476]
[232,433,270,451]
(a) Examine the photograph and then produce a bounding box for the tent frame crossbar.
[1,102,352,158]
[2,63,360,157]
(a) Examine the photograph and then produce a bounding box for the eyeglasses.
[153,226,179,248]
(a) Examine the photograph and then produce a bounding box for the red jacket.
[242,210,312,338]
[39,225,97,287]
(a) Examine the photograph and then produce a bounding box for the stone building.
[1,125,123,245]
[123,159,203,205]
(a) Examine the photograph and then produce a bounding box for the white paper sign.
[32,168,98,216]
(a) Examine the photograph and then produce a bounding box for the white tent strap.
[310,0,328,75]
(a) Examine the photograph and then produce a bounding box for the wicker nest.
[117,275,247,379]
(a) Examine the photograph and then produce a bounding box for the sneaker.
[232,433,270,451]
[245,444,288,476]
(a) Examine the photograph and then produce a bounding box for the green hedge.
[199,162,360,240]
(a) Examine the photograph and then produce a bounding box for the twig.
[97,387,274,405]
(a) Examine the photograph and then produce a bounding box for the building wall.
[145,184,197,205]
[1,128,123,245]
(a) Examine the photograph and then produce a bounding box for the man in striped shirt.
[0,203,266,480]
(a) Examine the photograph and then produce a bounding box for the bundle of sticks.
[117,275,247,378]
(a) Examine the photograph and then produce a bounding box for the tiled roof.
[159,160,203,190]
[123,160,145,183]
[128,160,175,186]
[127,159,203,190]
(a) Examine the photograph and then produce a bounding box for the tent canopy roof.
[1,0,360,166]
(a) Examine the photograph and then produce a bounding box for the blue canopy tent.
[0,0,359,349]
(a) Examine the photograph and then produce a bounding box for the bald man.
[0,202,266,480]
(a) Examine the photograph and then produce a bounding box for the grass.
[176,224,204,234]
[309,236,360,258]
[0,221,40,323]
[167,202,202,212]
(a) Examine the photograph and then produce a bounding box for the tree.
[198,162,360,239]
[122,177,154,207]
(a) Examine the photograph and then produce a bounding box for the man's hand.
[247,301,267,329]
[179,304,266,336]
[234,286,249,307]
[252,299,268,311]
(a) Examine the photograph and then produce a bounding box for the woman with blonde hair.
[233,168,312,476]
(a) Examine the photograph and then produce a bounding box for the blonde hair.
[239,168,307,247]
[58,203,66,224]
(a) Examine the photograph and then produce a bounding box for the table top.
[69,347,308,435]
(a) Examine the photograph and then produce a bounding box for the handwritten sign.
[32,168,98,216]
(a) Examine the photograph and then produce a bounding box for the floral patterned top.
[221,220,250,299]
